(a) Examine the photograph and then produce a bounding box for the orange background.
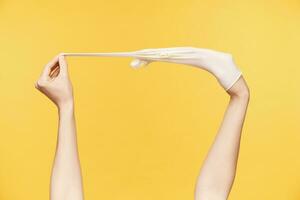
[0,0,300,199]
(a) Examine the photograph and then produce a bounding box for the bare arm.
[195,77,249,200]
[131,47,249,199]
[35,55,84,200]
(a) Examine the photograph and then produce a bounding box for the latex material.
[62,47,242,90]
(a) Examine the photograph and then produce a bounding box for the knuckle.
[36,80,46,88]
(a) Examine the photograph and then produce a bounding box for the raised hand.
[130,47,242,90]
[35,55,73,109]
[36,55,84,200]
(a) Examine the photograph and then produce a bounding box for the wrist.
[58,100,74,114]
[227,77,250,99]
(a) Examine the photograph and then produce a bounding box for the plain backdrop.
[0,0,299,199]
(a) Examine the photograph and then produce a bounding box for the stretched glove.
[62,47,242,90]
[128,47,242,90]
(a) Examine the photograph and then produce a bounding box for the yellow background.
[0,0,300,199]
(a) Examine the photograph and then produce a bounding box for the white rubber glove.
[128,47,242,90]
[62,47,242,90]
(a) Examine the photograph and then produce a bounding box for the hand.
[35,55,73,109]
[131,47,242,90]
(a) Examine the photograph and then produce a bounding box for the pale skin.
[35,50,249,200]
[195,77,249,200]
[35,55,84,200]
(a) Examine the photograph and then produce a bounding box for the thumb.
[58,54,69,76]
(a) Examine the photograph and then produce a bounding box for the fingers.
[35,55,58,90]
[35,54,67,90]
[41,55,59,79]
[49,64,60,78]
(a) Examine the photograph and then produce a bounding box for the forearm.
[195,78,249,199]
[50,102,84,200]
[56,103,78,159]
